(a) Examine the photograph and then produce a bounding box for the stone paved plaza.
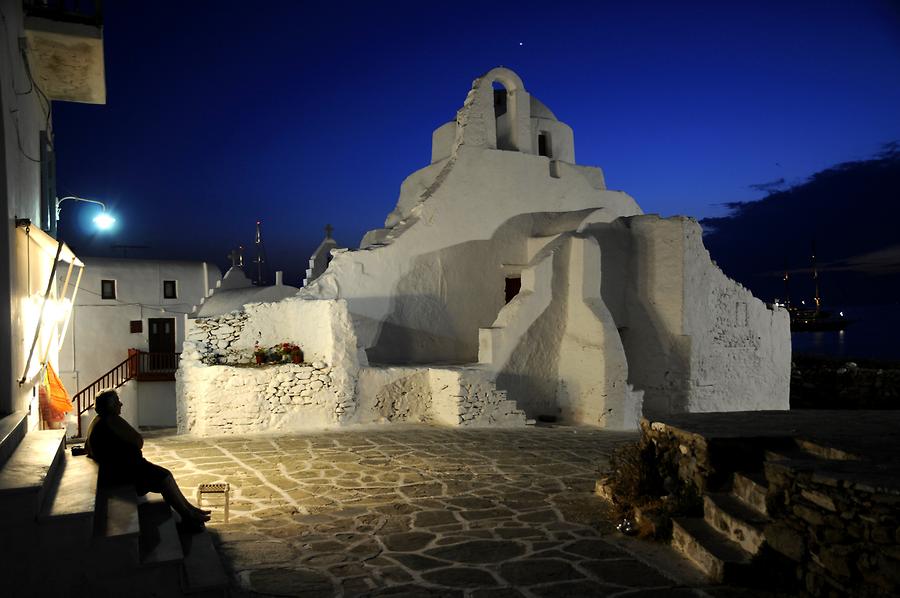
[142,425,753,597]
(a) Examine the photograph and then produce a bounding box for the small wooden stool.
[196,482,230,522]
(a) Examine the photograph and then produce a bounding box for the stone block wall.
[178,299,525,435]
[765,459,900,597]
[434,368,527,427]
[183,311,249,365]
[791,358,900,410]
[177,299,361,436]
[355,366,526,427]
[177,360,345,435]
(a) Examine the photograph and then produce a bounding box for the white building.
[0,0,103,428]
[177,68,790,436]
[57,257,220,432]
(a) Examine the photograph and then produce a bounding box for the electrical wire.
[64,283,199,316]
[0,4,52,162]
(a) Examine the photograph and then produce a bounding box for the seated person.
[86,389,210,530]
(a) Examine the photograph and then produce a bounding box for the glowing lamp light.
[56,196,117,232]
[93,211,116,230]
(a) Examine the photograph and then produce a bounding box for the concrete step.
[139,498,184,567]
[764,446,819,463]
[92,485,141,572]
[672,517,754,583]
[179,526,229,595]
[35,451,100,561]
[39,452,99,522]
[0,411,28,469]
[732,470,768,515]
[703,492,769,555]
[0,429,66,523]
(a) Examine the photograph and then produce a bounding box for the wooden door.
[148,318,176,354]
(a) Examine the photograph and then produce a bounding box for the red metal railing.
[73,351,180,437]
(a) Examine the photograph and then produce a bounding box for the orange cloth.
[41,363,73,421]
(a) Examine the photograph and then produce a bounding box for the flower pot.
[255,354,265,364]
[291,353,302,364]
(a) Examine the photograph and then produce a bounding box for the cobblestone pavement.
[142,425,740,598]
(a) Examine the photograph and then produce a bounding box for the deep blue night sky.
[53,1,900,286]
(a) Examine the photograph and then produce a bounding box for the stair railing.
[73,351,180,437]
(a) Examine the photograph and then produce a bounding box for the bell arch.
[482,67,531,153]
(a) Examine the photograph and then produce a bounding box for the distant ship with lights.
[773,244,853,332]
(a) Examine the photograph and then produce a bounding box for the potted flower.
[290,346,304,364]
[253,342,267,364]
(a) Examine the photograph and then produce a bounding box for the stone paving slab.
[142,425,773,597]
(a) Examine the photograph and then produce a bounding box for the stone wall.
[183,310,249,365]
[177,298,360,436]
[791,357,900,410]
[178,298,525,435]
[765,458,900,597]
[356,366,526,427]
[177,360,343,435]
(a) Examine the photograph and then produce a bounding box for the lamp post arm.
[56,196,109,219]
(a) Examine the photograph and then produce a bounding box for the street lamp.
[56,196,116,230]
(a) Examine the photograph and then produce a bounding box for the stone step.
[764,446,819,463]
[139,498,185,567]
[179,525,229,595]
[732,470,768,515]
[92,485,141,571]
[0,411,28,469]
[671,517,754,583]
[0,429,66,523]
[703,492,769,555]
[39,452,99,522]
[35,451,100,559]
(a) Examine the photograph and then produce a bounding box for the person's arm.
[106,414,144,449]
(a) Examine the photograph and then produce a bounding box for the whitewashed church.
[177,67,790,435]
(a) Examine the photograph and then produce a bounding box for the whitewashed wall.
[297,67,789,428]
[589,215,789,416]
[0,0,60,417]
[177,297,527,435]
[57,258,219,395]
[177,298,360,435]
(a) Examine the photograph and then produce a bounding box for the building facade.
[1,0,104,426]
[177,68,790,436]
[58,257,220,430]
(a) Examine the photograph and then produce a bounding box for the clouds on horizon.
[701,143,900,304]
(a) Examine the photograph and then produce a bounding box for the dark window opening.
[130,320,143,334]
[101,279,116,300]
[549,160,561,179]
[163,280,177,299]
[538,132,551,157]
[39,130,56,235]
[505,277,522,304]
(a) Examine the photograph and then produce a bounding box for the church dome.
[529,96,557,120]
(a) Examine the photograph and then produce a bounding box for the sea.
[791,304,900,362]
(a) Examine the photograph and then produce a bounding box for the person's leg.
[160,473,211,523]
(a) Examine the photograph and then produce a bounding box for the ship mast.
[253,220,268,286]
[783,258,791,308]
[811,240,820,313]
